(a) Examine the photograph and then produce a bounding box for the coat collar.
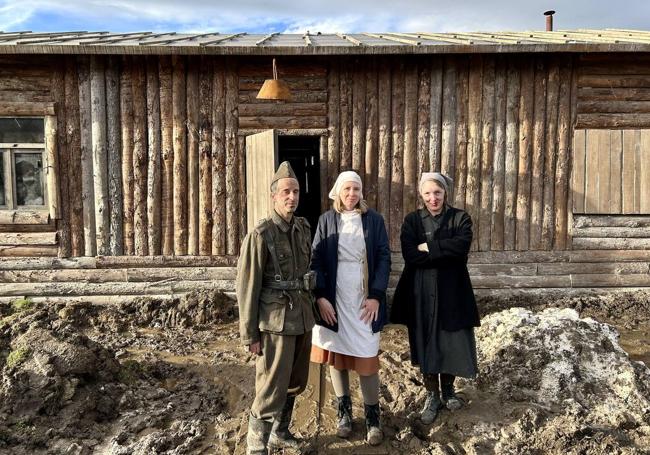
[271,209,293,233]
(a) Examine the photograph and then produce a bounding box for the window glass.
[0,157,4,206]
[0,118,45,143]
[15,152,44,206]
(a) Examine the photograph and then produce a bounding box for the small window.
[0,117,47,210]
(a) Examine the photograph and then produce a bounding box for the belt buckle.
[274,274,282,282]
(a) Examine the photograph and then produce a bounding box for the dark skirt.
[408,266,478,378]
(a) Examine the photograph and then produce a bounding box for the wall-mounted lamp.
[256,58,292,101]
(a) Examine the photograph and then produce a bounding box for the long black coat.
[391,206,480,331]
[311,208,391,333]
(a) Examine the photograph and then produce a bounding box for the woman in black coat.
[391,172,479,425]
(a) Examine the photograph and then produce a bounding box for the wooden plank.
[351,58,366,173]
[238,103,327,116]
[339,60,352,170]
[159,56,174,255]
[212,61,226,255]
[577,100,650,114]
[479,56,495,251]
[0,256,96,270]
[416,60,431,179]
[578,75,650,88]
[327,58,340,190]
[119,56,135,256]
[238,135,247,240]
[320,135,329,211]
[467,250,569,264]
[633,130,643,214]
[239,116,326,129]
[44,116,60,220]
[470,275,571,289]
[132,58,148,256]
[504,57,520,251]
[529,58,547,250]
[239,90,327,104]
[516,59,534,251]
[245,130,277,233]
[641,130,650,213]
[610,130,623,214]
[568,249,650,262]
[429,58,443,171]
[574,215,650,228]
[0,102,54,116]
[553,58,573,250]
[390,61,405,250]
[491,57,507,250]
[440,56,457,178]
[467,263,537,276]
[238,63,327,77]
[572,129,586,213]
[573,237,650,250]
[146,56,161,255]
[187,57,200,256]
[454,56,469,209]
[622,130,637,213]
[364,58,379,209]
[198,57,213,255]
[584,129,602,213]
[64,58,84,256]
[96,255,238,268]
[377,58,391,228]
[539,262,649,275]
[571,273,650,287]
[578,87,650,102]
[0,232,57,246]
[0,211,50,225]
[90,56,109,256]
[403,61,418,215]
[239,77,326,91]
[172,55,188,255]
[225,61,240,255]
[106,56,123,256]
[50,62,68,259]
[598,130,612,214]
[77,56,96,256]
[577,114,650,129]
[541,60,560,249]
[572,226,650,238]
[0,246,58,257]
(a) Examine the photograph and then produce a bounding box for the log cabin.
[0,30,649,304]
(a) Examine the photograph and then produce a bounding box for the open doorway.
[278,135,321,234]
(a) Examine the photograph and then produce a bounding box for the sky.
[0,0,648,34]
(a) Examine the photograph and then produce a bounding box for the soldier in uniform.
[237,161,316,455]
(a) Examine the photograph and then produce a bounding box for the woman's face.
[420,180,445,215]
[339,180,362,211]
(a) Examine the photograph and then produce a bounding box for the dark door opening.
[278,136,321,235]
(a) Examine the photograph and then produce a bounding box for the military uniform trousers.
[251,330,312,422]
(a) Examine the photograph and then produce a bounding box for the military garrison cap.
[271,161,298,187]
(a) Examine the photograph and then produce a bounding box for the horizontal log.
[574,215,650,228]
[573,238,650,250]
[468,251,571,264]
[0,224,55,233]
[467,264,538,276]
[239,77,326,91]
[470,275,572,289]
[0,266,236,283]
[0,210,50,225]
[571,273,650,287]
[238,116,327,129]
[394,250,650,264]
[578,74,650,88]
[95,255,238,268]
[0,77,50,91]
[538,262,650,275]
[577,100,650,114]
[0,256,96,270]
[578,64,650,75]
[474,286,650,299]
[573,226,650,238]
[0,90,52,103]
[0,245,57,257]
[0,101,55,116]
[576,113,650,128]
[239,90,327,104]
[568,249,650,262]
[0,294,191,305]
[238,102,327,116]
[578,87,650,101]
[238,64,327,77]
[238,128,328,136]
[0,280,235,297]
[0,232,57,246]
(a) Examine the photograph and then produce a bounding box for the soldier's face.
[272,178,300,218]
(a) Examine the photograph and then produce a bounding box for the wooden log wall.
[327,54,577,251]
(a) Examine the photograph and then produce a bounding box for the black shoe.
[336,395,352,438]
[364,403,383,446]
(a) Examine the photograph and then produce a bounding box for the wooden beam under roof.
[363,32,421,45]
[336,33,363,46]
[303,33,313,46]
[81,32,160,44]
[139,33,221,46]
[496,32,572,44]
[16,32,110,45]
[416,32,474,44]
[200,33,246,46]
[256,32,279,46]
[448,32,522,44]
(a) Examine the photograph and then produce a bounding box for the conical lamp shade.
[256,79,292,101]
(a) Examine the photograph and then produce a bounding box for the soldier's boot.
[364,403,383,446]
[268,395,307,452]
[441,374,465,411]
[336,395,353,438]
[246,413,272,455]
[420,390,443,424]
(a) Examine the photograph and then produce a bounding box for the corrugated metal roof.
[0,29,649,54]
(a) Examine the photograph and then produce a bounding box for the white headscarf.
[328,171,363,200]
[419,172,453,193]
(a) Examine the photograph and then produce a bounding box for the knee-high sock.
[359,373,380,406]
[329,366,350,397]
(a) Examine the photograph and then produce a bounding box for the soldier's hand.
[248,341,262,355]
[317,297,337,325]
[360,298,380,324]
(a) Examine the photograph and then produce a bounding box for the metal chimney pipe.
[544,10,555,31]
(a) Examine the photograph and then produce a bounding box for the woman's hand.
[360,298,380,324]
[417,242,429,252]
[248,341,261,355]
[317,297,337,325]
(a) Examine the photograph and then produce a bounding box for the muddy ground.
[0,290,649,454]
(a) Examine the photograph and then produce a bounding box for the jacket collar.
[271,209,293,233]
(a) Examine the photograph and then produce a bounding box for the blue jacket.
[311,208,391,333]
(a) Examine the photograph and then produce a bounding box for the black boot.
[441,374,464,411]
[268,395,307,451]
[364,403,383,446]
[336,395,352,438]
[246,413,273,455]
[421,373,442,424]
